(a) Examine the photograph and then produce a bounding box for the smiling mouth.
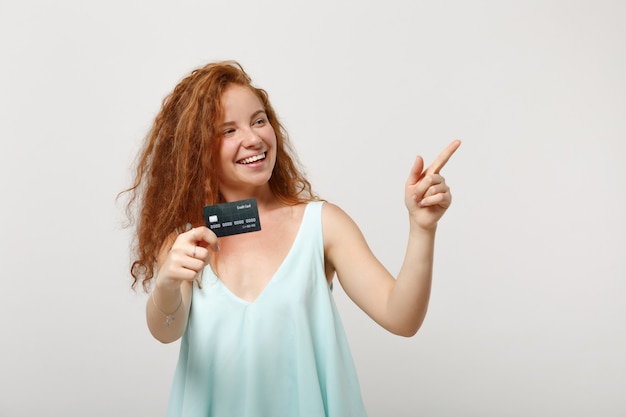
[237,152,266,165]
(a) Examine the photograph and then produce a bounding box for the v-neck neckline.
[213,203,311,305]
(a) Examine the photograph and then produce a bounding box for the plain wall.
[1,0,624,416]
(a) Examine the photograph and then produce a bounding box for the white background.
[1,0,625,416]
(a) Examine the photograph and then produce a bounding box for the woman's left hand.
[405,140,461,230]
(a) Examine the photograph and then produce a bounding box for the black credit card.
[203,198,262,237]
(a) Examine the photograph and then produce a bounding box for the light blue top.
[167,201,368,417]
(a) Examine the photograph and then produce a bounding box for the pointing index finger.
[427,140,462,174]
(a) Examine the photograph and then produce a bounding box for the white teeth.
[239,153,266,164]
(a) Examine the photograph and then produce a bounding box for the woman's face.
[217,84,277,200]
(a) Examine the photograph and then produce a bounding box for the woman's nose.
[242,128,262,147]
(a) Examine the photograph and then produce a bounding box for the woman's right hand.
[155,226,220,290]
[149,226,218,342]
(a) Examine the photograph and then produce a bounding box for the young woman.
[124,61,460,416]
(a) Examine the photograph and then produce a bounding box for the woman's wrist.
[151,285,183,327]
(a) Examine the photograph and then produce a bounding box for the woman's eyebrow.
[249,109,267,119]
[220,109,266,127]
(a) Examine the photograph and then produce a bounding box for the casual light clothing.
[167,201,368,417]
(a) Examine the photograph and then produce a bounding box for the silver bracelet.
[151,291,182,327]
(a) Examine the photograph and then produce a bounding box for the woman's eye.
[223,128,235,136]
[254,118,266,126]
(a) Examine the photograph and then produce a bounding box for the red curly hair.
[122,61,317,291]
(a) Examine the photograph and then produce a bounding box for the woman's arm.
[324,140,460,337]
[147,226,219,343]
